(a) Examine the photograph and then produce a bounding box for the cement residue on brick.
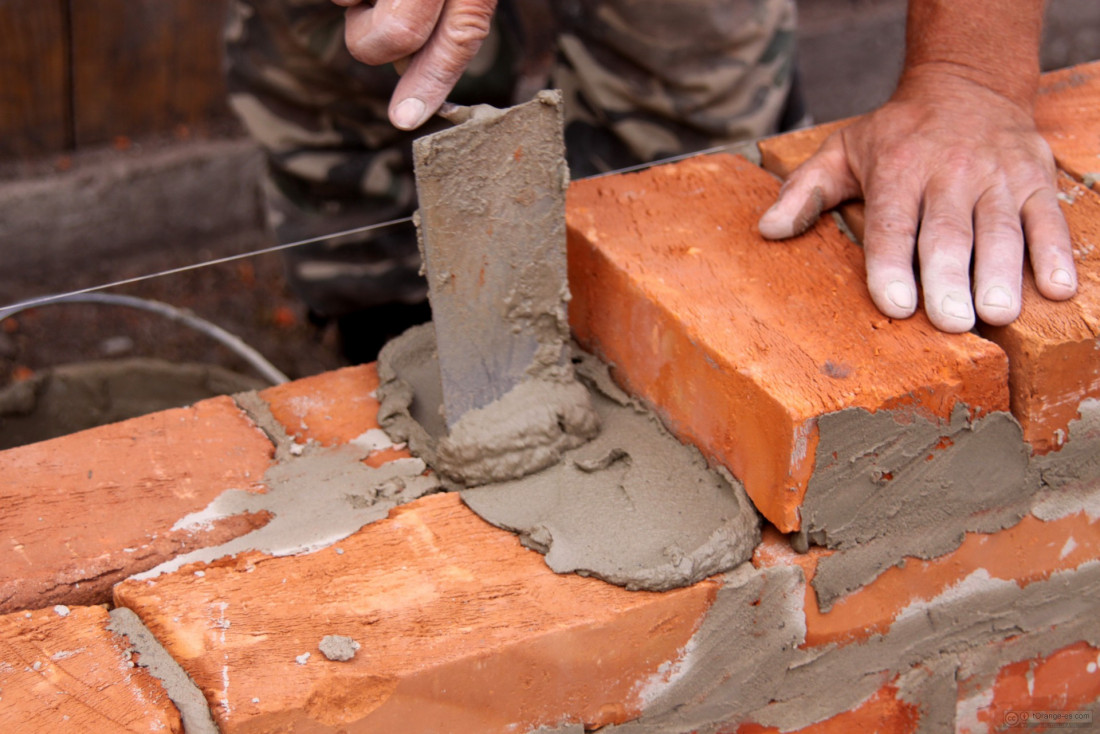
[1033,398,1100,520]
[378,326,761,591]
[107,607,218,734]
[318,634,359,662]
[612,558,1100,732]
[132,391,440,578]
[798,404,1036,610]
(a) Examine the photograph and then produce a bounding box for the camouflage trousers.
[225,0,801,317]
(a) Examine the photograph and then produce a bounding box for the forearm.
[901,0,1045,110]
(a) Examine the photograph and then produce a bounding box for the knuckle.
[348,16,430,64]
[442,9,493,48]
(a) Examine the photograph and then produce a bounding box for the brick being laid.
[566,152,1014,545]
[0,605,182,732]
[1036,59,1100,190]
[980,172,1100,457]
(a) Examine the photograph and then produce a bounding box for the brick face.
[261,365,391,448]
[957,641,1100,733]
[0,605,182,732]
[0,395,273,613]
[567,152,1008,532]
[1036,60,1100,190]
[115,493,718,733]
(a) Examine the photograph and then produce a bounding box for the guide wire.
[0,142,744,318]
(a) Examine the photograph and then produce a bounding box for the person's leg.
[552,0,800,177]
[224,0,521,360]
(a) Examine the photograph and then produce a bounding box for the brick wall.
[2,61,1100,733]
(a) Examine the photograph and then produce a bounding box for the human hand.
[758,67,1078,333]
[334,0,498,130]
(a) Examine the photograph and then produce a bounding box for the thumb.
[758,133,860,240]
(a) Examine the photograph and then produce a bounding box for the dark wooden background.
[0,0,232,161]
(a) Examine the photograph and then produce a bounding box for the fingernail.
[941,293,973,321]
[1050,268,1074,287]
[886,280,915,311]
[758,205,789,239]
[393,98,426,130]
[982,285,1013,310]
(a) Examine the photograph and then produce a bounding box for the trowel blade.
[413,90,571,429]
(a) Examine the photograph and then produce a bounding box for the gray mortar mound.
[377,324,762,591]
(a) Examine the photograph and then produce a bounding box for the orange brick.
[731,684,920,734]
[0,396,273,613]
[756,119,867,241]
[567,153,1008,531]
[1036,60,1100,190]
[753,506,1100,648]
[261,363,414,468]
[0,605,182,732]
[980,177,1100,453]
[114,493,718,733]
[957,641,1100,733]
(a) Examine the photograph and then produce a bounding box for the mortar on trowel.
[398,89,600,486]
[375,90,761,592]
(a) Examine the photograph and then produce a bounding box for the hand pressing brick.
[566,152,1012,546]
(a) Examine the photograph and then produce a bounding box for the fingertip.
[758,203,795,240]
[927,292,976,334]
[391,97,428,130]
[1037,266,1078,301]
[757,186,824,240]
[870,279,918,320]
[975,284,1020,326]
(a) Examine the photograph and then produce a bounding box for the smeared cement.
[1033,398,1100,521]
[133,390,440,579]
[107,607,219,734]
[607,557,1100,733]
[378,325,761,591]
[798,404,1036,611]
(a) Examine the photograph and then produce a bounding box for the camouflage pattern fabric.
[225,0,799,318]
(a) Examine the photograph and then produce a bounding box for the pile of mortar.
[372,90,762,592]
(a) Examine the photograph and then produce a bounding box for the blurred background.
[1,0,1098,446]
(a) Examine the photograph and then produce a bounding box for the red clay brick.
[566,153,1008,531]
[0,396,273,613]
[114,492,718,733]
[261,364,391,448]
[731,684,920,734]
[1036,60,1100,190]
[957,641,1100,733]
[756,119,866,241]
[261,364,415,471]
[980,176,1100,453]
[753,506,1100,648]
[0,605,182,732]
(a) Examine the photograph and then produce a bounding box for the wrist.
[902,0,1043,111]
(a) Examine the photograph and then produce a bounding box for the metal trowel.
[413,90,573,429]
